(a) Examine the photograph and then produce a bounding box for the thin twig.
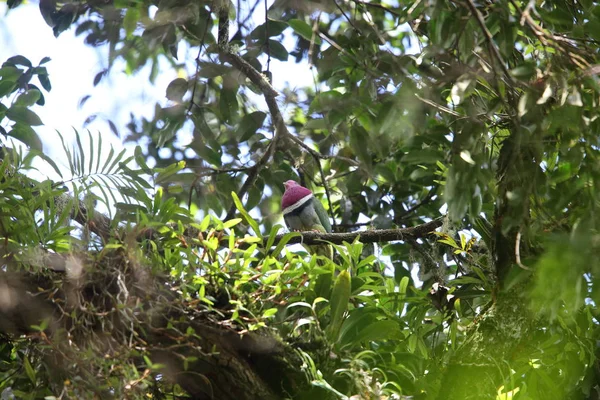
[187,12,212,113]
[415,94,462,117]
[395,186,438,222]
[335,0,360,33]
[285,133,359,166]
[350,0,403,18]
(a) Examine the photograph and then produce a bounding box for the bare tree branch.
[270,216,444,246]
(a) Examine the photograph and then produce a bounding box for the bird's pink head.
[282,180,312,209]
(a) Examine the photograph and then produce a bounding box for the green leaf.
[398,276,410,298]
[155,161,186,184]
[266,40,288,61]
[11,89,39,119]
[342,320,400,347]
[586,17,600,41]
[402,149,445,164]
[262,308,278,318]
[23,356,36,384]
[198,215,211,231]
[6,106,43,125]
[219,89,239,123]
[123,8,139,37]
[166,78,188,102]
[289,19,321,44]
[272,231,302,256]
[510,63,536,80]
[31,149,62,178]
[310,90,343,113]
[191,142,222,167]
[0,66,22,81]
[223,218,242,229]
[6,55,31,67]
[231,191,261,237]
[237,111,266,142]
[327,270,351,341]
[0,80,16,97]
[8,123,42,150]
[250,19,289,39]
[134,145,153,174]
[36,67,51,91]
[265,223,283,250]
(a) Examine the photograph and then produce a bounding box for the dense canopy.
[0,0,599,399]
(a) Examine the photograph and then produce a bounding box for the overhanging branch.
[270,216,444,246]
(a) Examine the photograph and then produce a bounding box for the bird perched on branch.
[281,180,332,234]
[282,180,334,298]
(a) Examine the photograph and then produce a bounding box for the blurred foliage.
[0,0,600,399]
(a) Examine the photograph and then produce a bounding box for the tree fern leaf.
[75,128,85,175]
[31,150,63,178]
[57,131,75,175]
[87,130,95,175]
[95,133,103,174]
[107,148,126,174]
[104,175,125,205]
[89,178,113,214]
[101,146,115,174]
[99,175,121,206]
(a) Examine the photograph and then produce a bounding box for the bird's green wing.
[313,197,332,233]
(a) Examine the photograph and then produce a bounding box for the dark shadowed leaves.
[166,78,188,102]
[237,111,266,142]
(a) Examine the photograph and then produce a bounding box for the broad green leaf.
[6,106,43,125]
[219,88,239,123]
[266,40,288,61]
[327,270,351,341]
[249,19,289,39]
[8,123,42,150]
[237,111,266,142]
[15,89,41,106]
[342,320,400,347]
[6,55,31,67]
[166,78,188,102]
[0,80,16,97]
[289,19,321,44]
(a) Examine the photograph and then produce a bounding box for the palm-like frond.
[55,130,152,216]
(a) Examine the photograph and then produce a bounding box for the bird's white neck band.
[282,194,313,215]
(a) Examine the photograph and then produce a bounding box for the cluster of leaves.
[0,55,51,151]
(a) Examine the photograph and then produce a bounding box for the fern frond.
[51,130,152,215]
